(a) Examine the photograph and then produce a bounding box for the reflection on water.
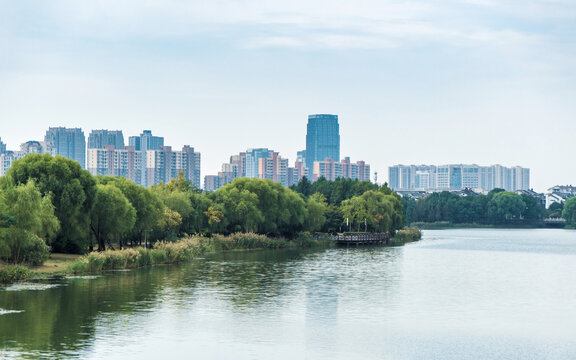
[1,229,576,359]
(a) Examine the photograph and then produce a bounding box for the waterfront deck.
[334,232,391,246]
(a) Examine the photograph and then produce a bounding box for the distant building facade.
[44,127,86,168]
[88,130,125,149]
[129,130,165,187]
[305,114,340,170]
[146,146,201,188]
[87,145,141,183]
[312,157,371,182]
[88,144,200,188]
[545,185,576,208]
[205,148,312,191]
[388,164,530,192]
[245,148,274,178]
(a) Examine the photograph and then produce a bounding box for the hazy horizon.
[1,0,575,192]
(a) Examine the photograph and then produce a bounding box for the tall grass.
[67,233,330,274]
[391,227,422,244]
[0,265,32,284]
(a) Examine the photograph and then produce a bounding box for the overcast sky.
[1,0,575,191]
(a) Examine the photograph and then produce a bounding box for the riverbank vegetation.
[563,197,576,227]
[0,265,32,284]
[402,189,550,227]
[67,233,332,274]
[390,227,422,244]
[0,154,406,269]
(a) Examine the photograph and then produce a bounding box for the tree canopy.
[7,154,96,253]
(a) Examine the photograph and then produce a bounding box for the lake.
[1,228,576,359]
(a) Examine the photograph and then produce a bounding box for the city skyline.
[1,1,575,192]
[1,123,540,192]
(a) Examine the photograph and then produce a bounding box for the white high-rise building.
[388,164,530,192]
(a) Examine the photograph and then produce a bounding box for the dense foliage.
[563,197,576,227]
[7,154,95,253]
[403,189,546,226]
[0,155,406,264]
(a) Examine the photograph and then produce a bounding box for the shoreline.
[1,230,422,285]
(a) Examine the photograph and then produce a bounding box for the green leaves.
[562,197,576,226]
[341,190,404,233]
[0,181,59,264]
[91,184,136,251]
[7,153,96,253]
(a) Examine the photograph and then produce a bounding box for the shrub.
[0,265,32,284]
[22,236,51,266]
[149,249,167,264]
[137,248,152,267]
[67,259,89,274]
[392,227,422,243]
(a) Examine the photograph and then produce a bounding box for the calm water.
[2,229,576,359]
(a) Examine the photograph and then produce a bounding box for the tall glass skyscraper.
[88,130,125,149]
[305,114,340,170]
[44,127,86,168]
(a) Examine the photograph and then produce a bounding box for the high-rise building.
[305,114,340,170]
[312,157,371,182]
[205,149,307,191]
[129,130,164,186]
[87,145,141,183]
[146,146,201,188]
[20,141,49,154]
[388,164,530,192]
[257,152,289,186]
[0,137,6,154]
[88,130,125,149]
[44,127,86,168]
[245,148,274,178]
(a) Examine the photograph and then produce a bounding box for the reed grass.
[67,233,329,274]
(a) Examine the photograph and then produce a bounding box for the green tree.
[189,192,213,233]
[210,184,263,233]
[97,177,164,245]
[292,176,313,197]
[204,205,224,233]
[547,202,564,218]
[520,194,544,222]
[305,193,327,232]
[488,191,526,223]
[562,197,576,226]
[212,178,307,236]
[341,190,404,232]
[90,184,136,251]
[150,184,194,235]
[0,181,59,264]
[7,154,96,253]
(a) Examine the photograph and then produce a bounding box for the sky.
[0,0,575,192]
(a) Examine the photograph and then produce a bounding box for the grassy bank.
[67,232,331,274]
[390,227,422,245]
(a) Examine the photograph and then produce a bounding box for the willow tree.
[212,178,307,236]
[97,176,164,244]
[7,154,96,253]
[0,180,59,264]
[90,184,136,251]
[341,190,404,233]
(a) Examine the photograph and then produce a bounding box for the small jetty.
[333,232,391,246]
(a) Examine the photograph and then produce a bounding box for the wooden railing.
[333,232,391,246]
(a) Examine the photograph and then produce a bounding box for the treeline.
[290,177,404,233]
[402,189,547,226]
[0,154,405,264]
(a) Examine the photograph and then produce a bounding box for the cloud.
[1,0,566,51]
